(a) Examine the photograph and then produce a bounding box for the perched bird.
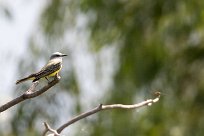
[16,52,67,84]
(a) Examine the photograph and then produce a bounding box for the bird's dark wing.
[33,62,61,80]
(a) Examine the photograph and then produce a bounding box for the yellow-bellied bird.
[16,52,67,84]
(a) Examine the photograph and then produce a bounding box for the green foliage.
[79,0,204,136]
[6,0,204,135]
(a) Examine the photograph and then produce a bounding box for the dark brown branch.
[0,77,60,113]
[43,92,161,135]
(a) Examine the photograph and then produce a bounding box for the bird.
[16,52,67,84]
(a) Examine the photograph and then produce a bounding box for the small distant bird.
[16,52,67,84]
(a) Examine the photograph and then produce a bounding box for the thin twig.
[43,92,160,135]
[0,77,60,113]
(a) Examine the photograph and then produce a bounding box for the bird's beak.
[61,54,67,57]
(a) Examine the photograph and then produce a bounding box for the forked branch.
[43,92,161,136]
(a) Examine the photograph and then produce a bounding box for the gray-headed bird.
[16,52,67,84]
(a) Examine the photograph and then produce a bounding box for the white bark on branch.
[43,122,60,136]
[43,92,161,136]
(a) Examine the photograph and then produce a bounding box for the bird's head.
[50,52,67,60]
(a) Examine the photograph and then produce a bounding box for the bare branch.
[43,92,161,135]
[0,77,60,113]
[43,122,60,136]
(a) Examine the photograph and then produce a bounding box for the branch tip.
[52,94,161,134]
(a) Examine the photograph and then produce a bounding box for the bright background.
[1,0,204,136]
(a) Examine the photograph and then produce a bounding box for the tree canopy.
[1,0,204,135]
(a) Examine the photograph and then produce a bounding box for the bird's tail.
[16,75,35,84]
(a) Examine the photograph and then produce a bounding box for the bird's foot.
[55,73,61,80]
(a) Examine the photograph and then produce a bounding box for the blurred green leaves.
[6,0,204,135]
[79,0,204,136]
